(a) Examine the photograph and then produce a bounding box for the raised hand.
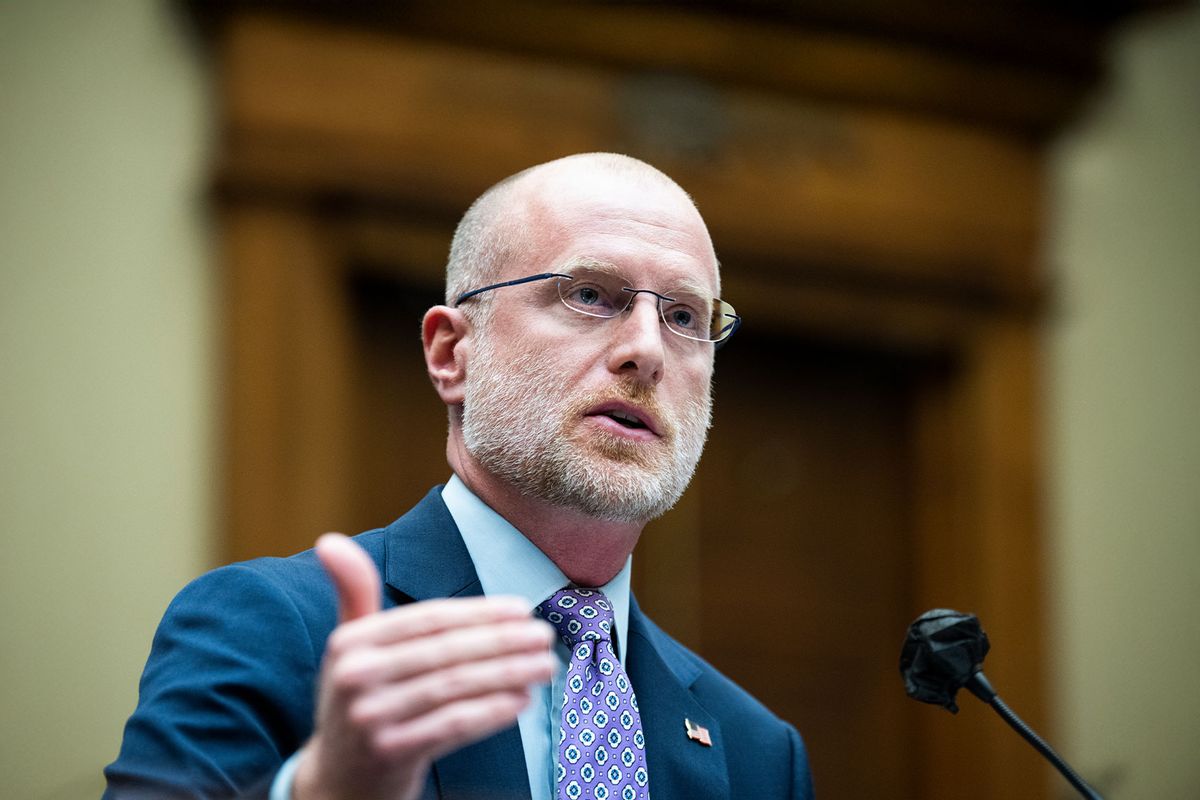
[293,533,556,800]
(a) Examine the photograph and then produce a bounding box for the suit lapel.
[627,599,730,800]
[381,487,533,800]
[382,487,482,604]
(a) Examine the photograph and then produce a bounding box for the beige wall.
[1,1,1197,798]
[1047,7,1200,800]
[0,1,215,797]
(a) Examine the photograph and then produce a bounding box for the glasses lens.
[557,271,629,318]
[659,292,712,340]
[711,300,740,343]
[557,271,739,343]
[661,294,738,342]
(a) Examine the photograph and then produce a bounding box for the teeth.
[608,410,644,427]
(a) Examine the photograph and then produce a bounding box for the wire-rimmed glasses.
[454,269,741,345]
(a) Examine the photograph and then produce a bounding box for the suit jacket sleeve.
[789,723,816,799]
[104,561,329,799]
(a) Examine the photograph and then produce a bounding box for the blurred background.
[1,1,1196,798]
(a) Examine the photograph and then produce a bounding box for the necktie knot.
[535,587,614,648]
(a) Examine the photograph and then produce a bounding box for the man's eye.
[565,283,616,312]
[577,287,601,305]
[667,306,699,331]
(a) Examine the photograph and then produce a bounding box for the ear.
[422,305,470,407]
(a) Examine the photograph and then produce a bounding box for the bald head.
[444,153,716,317]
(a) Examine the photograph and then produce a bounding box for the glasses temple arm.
[453,272,573,306]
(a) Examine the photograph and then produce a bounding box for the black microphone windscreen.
[899,609,990,713]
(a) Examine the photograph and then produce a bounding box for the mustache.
[568,379,674,439]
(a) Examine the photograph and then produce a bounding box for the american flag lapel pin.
[684,718,712,747]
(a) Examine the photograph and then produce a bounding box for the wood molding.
[214,14,1046,311]
[186,0,1165,137]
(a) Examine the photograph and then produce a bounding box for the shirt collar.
[441,474,632,662]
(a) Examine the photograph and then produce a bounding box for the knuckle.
[328,658,370,695]
[370,730,399,761]
[325,627,353,658]
[375,726,436,762]
[437,663,472,697]
[489,658,520,684]
[443,708,475,739]
[346,696,380,728]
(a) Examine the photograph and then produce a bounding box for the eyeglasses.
[454,270,741,345]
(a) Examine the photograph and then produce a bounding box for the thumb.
[315,532,382,623]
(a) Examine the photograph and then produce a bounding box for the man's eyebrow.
[559,255,717,299]
[665,275,715,299]
[559,256,622,276]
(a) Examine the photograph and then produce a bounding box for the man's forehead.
[515,167,720,292]
[529,162,695,219]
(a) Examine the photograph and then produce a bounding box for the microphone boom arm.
[965,673,1103,800]
[899,609,1104,800]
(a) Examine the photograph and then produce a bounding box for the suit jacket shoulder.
[103,490,450,799]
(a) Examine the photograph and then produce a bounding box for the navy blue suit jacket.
[105,488,814,799]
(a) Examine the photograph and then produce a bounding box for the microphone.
[899,609,1104,800]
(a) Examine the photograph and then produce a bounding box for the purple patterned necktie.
[536,588,650,800]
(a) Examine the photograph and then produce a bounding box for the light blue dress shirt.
[271,476,632,800]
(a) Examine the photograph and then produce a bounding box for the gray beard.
[461,337,712,523]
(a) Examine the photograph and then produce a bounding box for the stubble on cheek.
[462,331,713,521]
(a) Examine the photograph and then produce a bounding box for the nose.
[606,292,665,386]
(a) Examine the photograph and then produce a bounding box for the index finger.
[329,595,537,652]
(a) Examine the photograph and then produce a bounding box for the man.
[106,153,814,799]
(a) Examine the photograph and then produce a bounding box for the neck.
[447,436,644,587]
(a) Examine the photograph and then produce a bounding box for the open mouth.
[603,410,647,430]
[586,403,660,437]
